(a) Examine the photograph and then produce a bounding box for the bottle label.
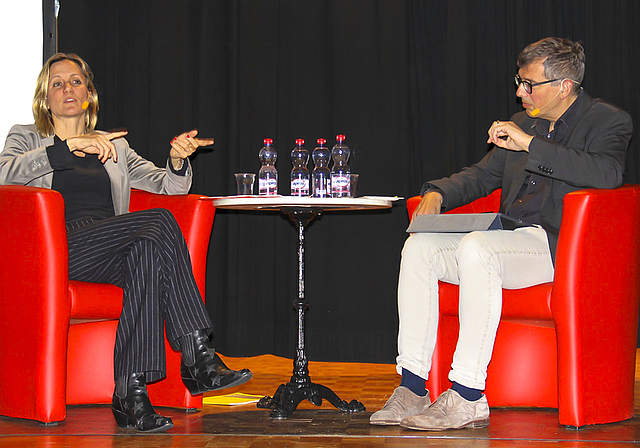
[331,174,350,197]
[291,178,310,196]
[312,173,330,197]
[313,187,328,197]
[259,178,278,195]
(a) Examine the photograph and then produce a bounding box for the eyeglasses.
[514,74,560,94]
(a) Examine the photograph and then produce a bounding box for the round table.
[210,195,393,211]
[208,195,397,418]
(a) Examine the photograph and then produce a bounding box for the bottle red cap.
[317,138,327,145]
[336,134,346,142]
[295,139,305,145]
[264,138,273,145]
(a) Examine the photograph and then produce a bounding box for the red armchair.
[0,186,215,424]
[406,185,640,427]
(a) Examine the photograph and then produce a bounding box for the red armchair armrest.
[552,186,640,425]
[0,186,70,422]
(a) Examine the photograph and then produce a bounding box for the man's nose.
[515,83,528,97]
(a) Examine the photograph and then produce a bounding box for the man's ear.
[561,79,575,98]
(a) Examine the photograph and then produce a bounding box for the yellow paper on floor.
[202,392,264,406]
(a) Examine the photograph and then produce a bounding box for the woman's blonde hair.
[33,53,99,137]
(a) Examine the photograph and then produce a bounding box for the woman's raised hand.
[67,130,128,163]
[169,129,214,169]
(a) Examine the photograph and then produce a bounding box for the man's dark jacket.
[421,91,633,262]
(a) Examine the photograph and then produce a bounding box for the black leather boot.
[179,329,252,395]
[111,372,174,432]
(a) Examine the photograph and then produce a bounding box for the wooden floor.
[1,353,639,447]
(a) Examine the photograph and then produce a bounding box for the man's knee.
[457,232,496,268]
[402,233,461,262]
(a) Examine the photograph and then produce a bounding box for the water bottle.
[258,138,278,195]
[290,139,310,196]
[330,134,350,197]
[311,138,331,197]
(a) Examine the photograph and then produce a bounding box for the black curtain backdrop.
[42,0,57,62]
[57,0,640,363]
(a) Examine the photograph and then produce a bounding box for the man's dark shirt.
[506,90,584,225]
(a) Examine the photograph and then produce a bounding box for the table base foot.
[257,381,366,419]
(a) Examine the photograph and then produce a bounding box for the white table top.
[206,195,400,212]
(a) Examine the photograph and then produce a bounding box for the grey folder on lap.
[406,213,529,233]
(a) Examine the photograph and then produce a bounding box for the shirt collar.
[531,89,584,135]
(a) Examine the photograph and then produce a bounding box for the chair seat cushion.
[69,280,123,319]
[438,282,553,320]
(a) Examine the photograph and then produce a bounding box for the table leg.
[257,209,366,419]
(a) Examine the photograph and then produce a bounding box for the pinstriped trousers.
[66,208,213,382]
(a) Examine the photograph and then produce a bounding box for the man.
[370,37,632,431]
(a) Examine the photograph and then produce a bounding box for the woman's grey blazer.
[0,124,192,215]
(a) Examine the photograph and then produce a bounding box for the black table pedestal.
[257,208,366,419]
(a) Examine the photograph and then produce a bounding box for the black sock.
[400,368,427,397]
[451,381,482,401]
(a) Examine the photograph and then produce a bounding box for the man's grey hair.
[517,37,585,94]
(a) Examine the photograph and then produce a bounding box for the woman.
[0,53,251,432]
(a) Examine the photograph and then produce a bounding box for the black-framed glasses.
[514,74,560,94]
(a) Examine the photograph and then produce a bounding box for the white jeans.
[396,226,554,390]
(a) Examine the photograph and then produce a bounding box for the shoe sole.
[400,418,490,431]
[370,419,401,426]
[138,422,175,433]
[184,371,253,395]
[112,408,175,432]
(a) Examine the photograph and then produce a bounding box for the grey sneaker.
[370,386,431,426]
[400,389,489,431]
